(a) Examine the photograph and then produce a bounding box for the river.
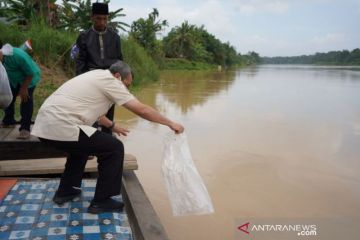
[115,65,360,240]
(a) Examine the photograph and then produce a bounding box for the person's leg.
[52,153,88,204]
[75,130,125,213]
[39,137,88,204]
[72,130,124,200]
[19,86,35,131]
[93,138,124,201]
[2,85,19,126]
[40,130,125,210]
[88,132,124,213]
[58,153,88,191]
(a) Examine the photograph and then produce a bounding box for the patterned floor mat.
[0,180,133,240]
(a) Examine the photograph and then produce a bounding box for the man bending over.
[31,61,184,214]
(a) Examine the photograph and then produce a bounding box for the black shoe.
[88,198,124,214]
[53,188,81,205]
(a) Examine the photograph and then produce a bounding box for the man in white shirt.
[31,61,184,214]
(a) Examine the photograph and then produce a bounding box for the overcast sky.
[105,0,360,57]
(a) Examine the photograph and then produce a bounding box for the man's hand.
[0,50,3,62]
[98,116,129,136]
[169,122,184,134]
[124,99,185,134]
[19,86,30,102]
[19,76,32,102]
[112,123,130,136]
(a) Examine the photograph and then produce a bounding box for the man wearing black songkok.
[75,2,123,134]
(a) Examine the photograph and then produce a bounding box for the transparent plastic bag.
[162,132,214,217]
[0,62,12,109]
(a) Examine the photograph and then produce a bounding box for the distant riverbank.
[262,48,360,65]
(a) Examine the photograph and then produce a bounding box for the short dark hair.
[0,40,3,49]
[109,61,132,80]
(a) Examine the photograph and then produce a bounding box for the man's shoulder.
[12,47,25,55]
[79,69,112,80]
[12,48,31,60]
[106,28,120,37]
[78,27,119,37]
[78,28,92,37]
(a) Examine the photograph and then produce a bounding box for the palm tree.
[130,8,168,51]
[172,21,197,58]
[107,7,129,32]
[0,0,40,26]
[163,21,199,59]
[57,0,91,31]
[58,0,129,32]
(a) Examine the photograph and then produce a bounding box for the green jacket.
[3,47,41,88]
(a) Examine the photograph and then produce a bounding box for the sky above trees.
[107,0,360,57]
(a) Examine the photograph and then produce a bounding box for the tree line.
[0,0,261,69]
[127,8,261,67]
[262,49,360,65]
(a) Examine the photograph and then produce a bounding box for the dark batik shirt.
[75,26,123,76]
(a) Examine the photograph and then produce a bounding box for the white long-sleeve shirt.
[31,69,134,141]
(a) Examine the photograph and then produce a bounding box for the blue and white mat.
[0,180,133,240]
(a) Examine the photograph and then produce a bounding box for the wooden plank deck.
[0,125,138,176]
[0,126,69,160]
[0,127,13,140]
[0,154,137,176]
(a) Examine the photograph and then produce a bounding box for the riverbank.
[262,48,360,65]
[0,63,224,120]
[0,21,158,119]
[0,22,159,85]
[0,21,255,120]
[163,58,217,70]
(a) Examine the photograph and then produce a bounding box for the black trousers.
[39,130,124,201]
[93,104,115,134]
[2,85,35,131]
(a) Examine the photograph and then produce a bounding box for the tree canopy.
[262,49,360,65]
[162,21,248,66]
[58,0,128,32]
[0,0,128,31]
[0,0,260,68]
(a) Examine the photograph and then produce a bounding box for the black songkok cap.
[92,2,109,15]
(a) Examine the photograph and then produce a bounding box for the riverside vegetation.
[0,0,259,119]
[262,49,360,65]
[0,21,159,118]
[2,0,357,119]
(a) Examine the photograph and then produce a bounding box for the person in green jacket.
[0,40,41,139]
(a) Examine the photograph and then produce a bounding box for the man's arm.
[17,50,38,102]
[75,33,88,76]
[123,99,184,134]
[19,76,32,102]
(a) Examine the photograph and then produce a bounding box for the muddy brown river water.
[115,65,360,240]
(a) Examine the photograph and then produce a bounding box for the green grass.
[121,37,159,88]
[0,22,160,120]
[0,22,77,75]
